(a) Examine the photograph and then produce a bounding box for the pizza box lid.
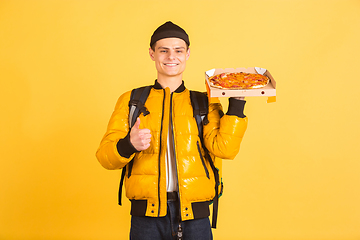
[205,67,276,102]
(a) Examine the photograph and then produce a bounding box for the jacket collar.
[153,80,186,93]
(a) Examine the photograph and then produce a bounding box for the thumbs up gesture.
[130,118,152,151]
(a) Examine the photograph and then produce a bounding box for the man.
[96,21,248,240]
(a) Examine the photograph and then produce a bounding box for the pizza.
[208,72,269,89]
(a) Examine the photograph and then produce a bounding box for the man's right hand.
[130,117,152,151]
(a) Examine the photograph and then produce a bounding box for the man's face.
[149,38,190,79]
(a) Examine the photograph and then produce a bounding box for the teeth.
[165,64,177,66]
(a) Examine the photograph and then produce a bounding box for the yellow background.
[1,0,360,239]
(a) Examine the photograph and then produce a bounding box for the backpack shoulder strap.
[129,86,152,127]
[118,85,152,206]
[190,91,220,228]
[190,91,209,139]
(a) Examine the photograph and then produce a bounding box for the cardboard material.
[205,67,276,100]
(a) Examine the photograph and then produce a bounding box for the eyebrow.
[158,46,186,50]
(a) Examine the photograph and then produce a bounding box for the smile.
[164,63,178,66]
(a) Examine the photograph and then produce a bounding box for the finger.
[138,134,151,143]
[142,137,151,144]
[133,117,141,129]
[142,143,151,150]
[136,139,151,151]
[138,128,151,135]
[143,133,152,140]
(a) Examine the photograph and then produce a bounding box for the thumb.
[133,117,141,129]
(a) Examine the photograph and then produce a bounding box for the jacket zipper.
[170,93,181,202]
[197,141,210,179]
[157,89,166,217]
[170,93,184,237]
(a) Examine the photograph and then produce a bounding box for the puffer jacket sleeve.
[203,98,248,160]
[96,91,135,170]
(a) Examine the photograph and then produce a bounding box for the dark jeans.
[130,199,213,240]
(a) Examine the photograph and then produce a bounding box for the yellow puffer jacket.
[96,81,248,221]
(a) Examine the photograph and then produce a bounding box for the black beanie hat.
[150,21,190,48]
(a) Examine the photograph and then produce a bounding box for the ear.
[149,48,155,61]
[186,48,190,61]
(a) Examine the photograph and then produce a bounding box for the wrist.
[227,97,246,118]
[231,97,244,100]
[117,131,139,158]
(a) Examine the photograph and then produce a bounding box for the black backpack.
[118,85,221,228]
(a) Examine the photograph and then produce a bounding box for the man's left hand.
[231,97,245,100]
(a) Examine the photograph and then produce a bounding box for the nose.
[168,50,176,60]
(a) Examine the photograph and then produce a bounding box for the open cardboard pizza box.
[205,67,276,102]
